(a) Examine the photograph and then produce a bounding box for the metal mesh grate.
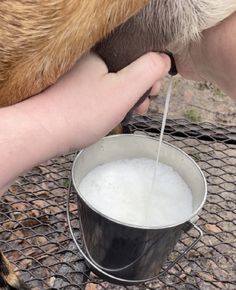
[0,115,235,290]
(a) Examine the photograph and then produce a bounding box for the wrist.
[18,89,91,156]
[13,93,66,158]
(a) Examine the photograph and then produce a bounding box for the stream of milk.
[150,77,173,193]
[79,77,193,227]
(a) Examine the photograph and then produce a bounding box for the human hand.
[174,13,236,99]
[0,52,170,192]
[18,52,170,154]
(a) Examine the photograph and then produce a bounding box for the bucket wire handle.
[160,222,203,274]
[66,177,134,284]
[66,176,203,284]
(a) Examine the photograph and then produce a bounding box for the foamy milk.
[79,158,193,227]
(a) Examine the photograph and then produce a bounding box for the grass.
[213,87,225,97]
[184,109,202,123]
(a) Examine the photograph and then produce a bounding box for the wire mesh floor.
[0,116,235,290]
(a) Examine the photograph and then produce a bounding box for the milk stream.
[79,76,193,227]
[151,77,173,193]
[143,77,173,223]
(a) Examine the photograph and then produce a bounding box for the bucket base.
[67,191,203,286]
[85,222,202,286]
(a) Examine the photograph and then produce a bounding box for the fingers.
[134,98,150,114]
[111,53,170,102]
[150,81,161,96]
[135,79,162,114]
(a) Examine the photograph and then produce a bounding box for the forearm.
[0,53,170,195]
[0,98,62,195]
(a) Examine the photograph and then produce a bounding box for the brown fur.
[0,0,149,106]
[1,1,235,107]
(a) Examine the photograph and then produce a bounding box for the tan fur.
[144,0,236,51]
[0,252,29,289]
[0,0,149,106]
[1,1,236,107]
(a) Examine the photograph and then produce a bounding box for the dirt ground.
[148,76,236,126]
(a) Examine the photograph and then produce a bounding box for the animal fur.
[96,0,236,72]
[0,252,29,290]
[0,1,235,107]
[0,0,149,106]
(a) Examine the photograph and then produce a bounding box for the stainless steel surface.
[71,135,207,282]
[72,135,207,228]
[67,184,203,284]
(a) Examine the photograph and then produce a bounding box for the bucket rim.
[72,134,207,230]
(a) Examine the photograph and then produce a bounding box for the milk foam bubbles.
[79,158,193,227]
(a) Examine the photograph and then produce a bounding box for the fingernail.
[159,53,171,74]
[160,53,170,61]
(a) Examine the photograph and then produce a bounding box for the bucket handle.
[66,177,203,284]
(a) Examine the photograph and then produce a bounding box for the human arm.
[0,52,170,194]
[175,12,236,100]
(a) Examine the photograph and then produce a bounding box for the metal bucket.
[67,134,207,284]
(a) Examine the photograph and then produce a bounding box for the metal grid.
[0,115,235,290]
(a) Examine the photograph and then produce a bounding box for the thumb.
[114,52,171,107]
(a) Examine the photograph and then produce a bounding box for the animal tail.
[0,251,30,290]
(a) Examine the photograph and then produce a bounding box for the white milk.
[79,158,193,227]
[151,77,173,191]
